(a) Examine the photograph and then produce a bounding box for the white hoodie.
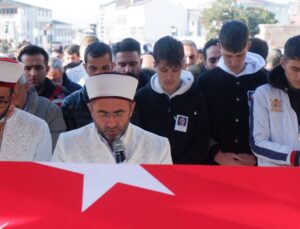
[150,70,194,99]
[217,51,266,77]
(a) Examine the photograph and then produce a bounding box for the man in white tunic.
[0,58,52,161]
[52,73,172,164]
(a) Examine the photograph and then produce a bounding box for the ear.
[24,83,30,93]
[246,41,251,51]
[83,63,87,71]
[129,101,136,117]
[140,57,143,66]
[87,102,92,112]
[11,90,17,101]
[280,57,287,69]
[45,65,50,74]
[111,61,116,71]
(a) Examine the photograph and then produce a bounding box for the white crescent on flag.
[37,163,174,212]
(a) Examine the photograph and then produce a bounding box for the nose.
[186,57,192,66]
[106,116,117,128]
[29,67,38,77]
[124,65,132,74]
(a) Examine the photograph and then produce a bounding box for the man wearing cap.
[0,58,52,161]
[52,73,172,164]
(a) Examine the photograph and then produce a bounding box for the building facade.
[0,0,73,53]
[97,0,189,44]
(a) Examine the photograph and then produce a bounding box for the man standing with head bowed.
[52,73,172,164]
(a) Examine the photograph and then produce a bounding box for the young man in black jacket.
[197,20,267,166]
[132,36,210,164]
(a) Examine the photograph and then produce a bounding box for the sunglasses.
[208,56,221,64]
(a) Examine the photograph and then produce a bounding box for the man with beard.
[0,58,52,161]
[52,73,172,164]
[112,38,154,90]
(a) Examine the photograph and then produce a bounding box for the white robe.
[0,109,52,161]
[52,123,173,164]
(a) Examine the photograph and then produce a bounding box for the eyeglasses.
[97,111,126,121]
[24,65,45,71]
[0,98,10,109]
[208,56,221,64]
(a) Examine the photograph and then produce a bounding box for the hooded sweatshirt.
[197,52,267,162]
[132,70,210,164]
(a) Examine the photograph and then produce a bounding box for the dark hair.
[203,38,219,60]
[112,38,141,59]
[219,20,249,53]
[64,44,80,56]
[17,45,49,65]
[52,46,63,55]
[249,38,269,60]
[284,35,300,60]
[84,41,112,63]
[153,36,184,67]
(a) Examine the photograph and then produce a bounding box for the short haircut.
[84,41,112,63]
[203,38,219,60]
[153,36,184,67]
[52,46,63,55]
[64,44,80,56]
[17,45,49,65]
[219,20,249,53]
[112,38,141,59]
[181,40,197,50]
[49,57,64,72]
[249,38,269,60]
[284,35,300,60]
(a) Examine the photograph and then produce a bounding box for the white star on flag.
[38,163,174,212]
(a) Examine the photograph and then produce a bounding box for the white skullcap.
[85,73,138,101]
[0,58,24,88]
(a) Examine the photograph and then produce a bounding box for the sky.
[17,0,286,28]
[16,0,213,28]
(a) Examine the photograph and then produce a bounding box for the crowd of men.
[0,19,299,166]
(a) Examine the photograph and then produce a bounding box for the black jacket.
[197,67,267,162]
[61,86,92,131]
[62,73,82,93]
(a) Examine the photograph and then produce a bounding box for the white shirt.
[0,109,52,161]
[52,123,173,164]
[66,62,88,86]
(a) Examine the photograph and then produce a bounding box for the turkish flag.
[0,162,299,228]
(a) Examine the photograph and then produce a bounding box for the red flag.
[0,162,299,228]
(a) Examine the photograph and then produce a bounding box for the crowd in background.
[1,19,299,166]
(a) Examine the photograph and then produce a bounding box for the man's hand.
[214,151,256,166]
[233,153,256,166]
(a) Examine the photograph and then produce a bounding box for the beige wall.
[258,24,300,49]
